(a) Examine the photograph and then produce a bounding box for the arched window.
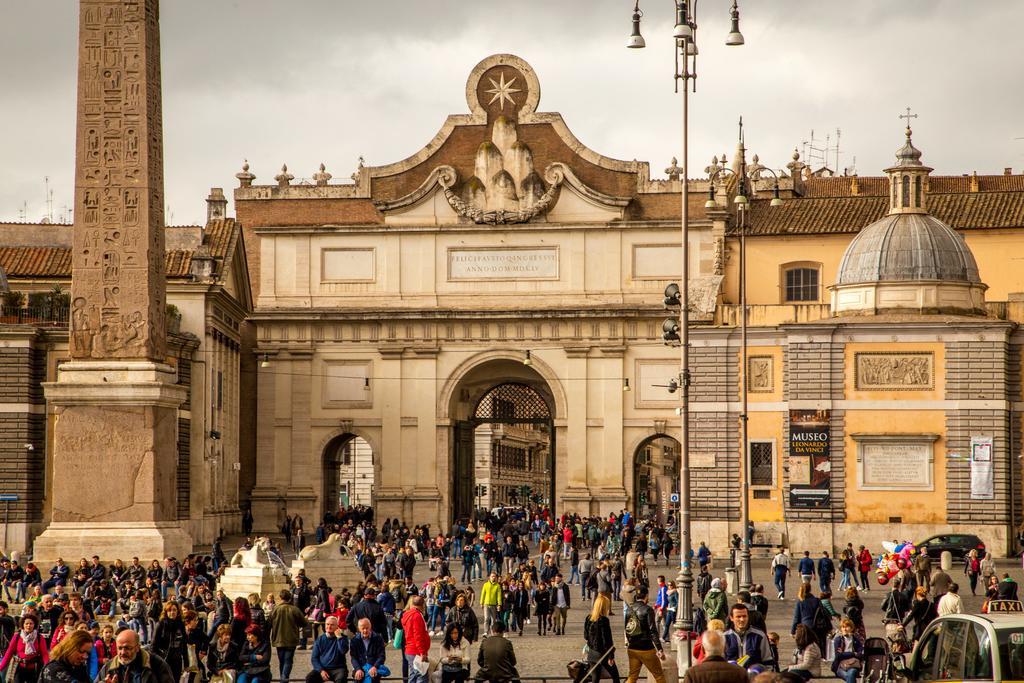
[914,176,922,207]
[782,264,821,302]
[902,175,910,207]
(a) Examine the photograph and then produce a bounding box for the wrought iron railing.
[0,304,69,325]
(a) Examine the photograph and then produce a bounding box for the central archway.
[444,355,561,523]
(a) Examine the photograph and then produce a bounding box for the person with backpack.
[623,587,664,683]
[701,579,728,624]
[791,583,830,655]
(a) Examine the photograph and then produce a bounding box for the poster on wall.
[789,409,831,509]
[970,436,994,500]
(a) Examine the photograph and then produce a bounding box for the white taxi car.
[900,604,1024,681]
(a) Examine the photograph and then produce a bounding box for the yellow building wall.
[963,230,1024,301]
[842,409,948,524]
[842,341,947,524]
[724,229,1024,307]
[722,234,851,305]
[743,345,785,521]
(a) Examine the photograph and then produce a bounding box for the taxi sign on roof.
[987,599,1024,613]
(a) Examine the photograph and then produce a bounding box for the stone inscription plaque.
[860,442,933,490]
[71,0,166,361]
[322,248,375,282]
[448,247,558,280]
[855,352,933,390]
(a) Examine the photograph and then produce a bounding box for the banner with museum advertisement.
[789,409,831,509]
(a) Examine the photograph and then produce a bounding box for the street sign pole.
[0,494,18,551]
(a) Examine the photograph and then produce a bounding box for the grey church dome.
[835,212,981,286]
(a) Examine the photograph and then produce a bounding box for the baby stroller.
[862,637,891,682]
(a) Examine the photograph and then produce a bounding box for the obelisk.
[33,0,192,561]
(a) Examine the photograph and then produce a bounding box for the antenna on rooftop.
[802,128,843,175]
[44,176,54,223]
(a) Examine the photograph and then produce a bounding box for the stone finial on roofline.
[236,160,255,188]
[275,164,294,187]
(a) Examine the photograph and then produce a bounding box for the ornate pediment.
[371,54,636,226]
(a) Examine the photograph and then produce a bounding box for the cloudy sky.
[2,1,1023,225]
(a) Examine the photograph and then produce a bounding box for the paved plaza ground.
[251,543,1023,679]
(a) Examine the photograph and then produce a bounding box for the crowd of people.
[0,503,1016,683]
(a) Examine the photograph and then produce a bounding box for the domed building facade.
[831,128,987,315]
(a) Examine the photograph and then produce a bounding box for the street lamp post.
[627,0,745,663]
[707,125,783,593]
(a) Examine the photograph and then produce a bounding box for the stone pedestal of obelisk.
[33,0,192,562]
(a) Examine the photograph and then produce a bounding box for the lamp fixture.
[673,2,692,39]
[705,184,717,209]
[770,182,783,207]
[363,377,370,391]
[627,1,646,48]
[725,0,745,46]
[260,353,270,368]
[663,282,682,308]
[623,378,632,392]
[523,350,533,366]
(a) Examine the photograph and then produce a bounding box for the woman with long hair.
[40,629,92,683]
[151,600,188,681]
[248,593,267,630]
[49,612,78,650]
[0,614,49,683]
[964,549,982,596]
[439,622,469,683]
[445,592,479,645]
[582,593,619,683]
[230,596,253,650]
[787,624,822,681]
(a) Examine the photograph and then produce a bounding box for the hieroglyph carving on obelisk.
[72,0,166,361]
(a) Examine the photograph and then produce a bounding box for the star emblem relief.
[484,71,521,111]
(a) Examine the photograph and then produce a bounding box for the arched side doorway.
[452,382,554,522]
[633,434,680,523]
[322,433,375,515]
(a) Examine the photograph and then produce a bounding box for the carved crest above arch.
[367,54,642,226]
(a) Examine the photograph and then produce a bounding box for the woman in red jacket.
[1,613,50,683]
[857,546,873,591]
[400,596,431,683]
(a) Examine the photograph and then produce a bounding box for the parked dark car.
[916,533,986,560]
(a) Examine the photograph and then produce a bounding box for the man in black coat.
[347,589,387,637]
[476,620,519,683]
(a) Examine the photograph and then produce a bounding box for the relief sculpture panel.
[854,352,934,390]
[747,356,774,393]
[71,0,165,361]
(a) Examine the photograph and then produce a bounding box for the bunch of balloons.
[876,540,917,585]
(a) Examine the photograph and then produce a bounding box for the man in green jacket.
[480,572,503,637]
[269,588,308,682]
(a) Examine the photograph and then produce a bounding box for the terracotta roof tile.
[747,191,1024,235]
[801,174,1024,198]
[0,247,73,277]
[0,219,239,278]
